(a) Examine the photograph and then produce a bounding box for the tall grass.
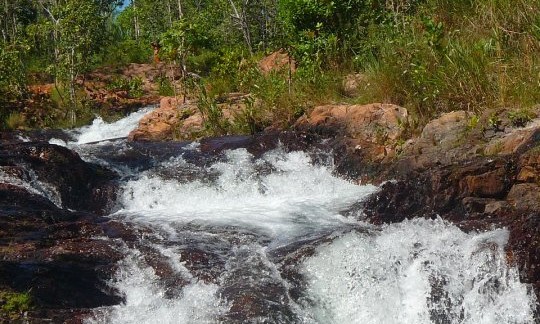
[358,0,540,124]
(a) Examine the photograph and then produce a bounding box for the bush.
[101,40,151,66]
[106,76,144,98]
[0,291,32,319]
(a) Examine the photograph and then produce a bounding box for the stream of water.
[40,108,538,323]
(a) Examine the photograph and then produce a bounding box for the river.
[23,107,536,323]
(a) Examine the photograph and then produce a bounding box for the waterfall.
[19,107,537,323]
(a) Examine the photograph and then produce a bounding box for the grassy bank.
[176,0,540,137]
[1,0,539,133]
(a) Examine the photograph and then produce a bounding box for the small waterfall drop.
[24,107,537,323]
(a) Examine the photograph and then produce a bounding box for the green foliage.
[467,114,480,131]
[231,96,261,134]
[508,108,536,128]
[0,42,28,128]
[100,40,151,66]
[6,112,26,129]
[2,0,540,134]
[188,49,221,75]
[0,291,32,319]
[0,44,28,97]
[196,82,229,135]
[157,76,175,96]
[107,76,144,98]
[487,112,503,131]
[356,0,540,124]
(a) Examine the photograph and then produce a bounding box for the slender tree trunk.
[228,0,252,53]
[177,0,183,18]
[133,0,140,40]
[3,0,8,42]
[69,47,77,126]
[166,0,172,27]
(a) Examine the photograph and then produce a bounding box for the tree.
[28,0,119,124]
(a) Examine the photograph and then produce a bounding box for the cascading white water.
[300,219,536,324]
[0,166,63,207]
[72,106,154,144]
[49,106,154,147]
[116,148,378,244]
[88,247,227,324]
[57,107,536,324]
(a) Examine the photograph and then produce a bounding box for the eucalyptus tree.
[29,0,120,124]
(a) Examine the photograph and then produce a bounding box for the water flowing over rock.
[0,142,117,214]
[0,142,125,321]
[296,105,540,314]
[1,107,539,322]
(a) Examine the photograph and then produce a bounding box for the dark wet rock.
[459,168,511,198]
[0,129,74,145]
[0,202,123,322]
[362,142,540,313]
[218,248,297,323]
[0,142,125,322]
[0,142,118,215]
[199,131,324,158]
[503,211,540,298]
[461,197,496,214]
[1,259,121,309]
[507,183,540,211]
[179,247,221,283]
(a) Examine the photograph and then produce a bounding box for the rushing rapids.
[0,108,537,323]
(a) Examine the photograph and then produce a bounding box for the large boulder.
[129,94,253,141]
[484,119,540,155]
[399,111,476,169]
[0,142,117,215]
[128,96,201,141]
[296,103,408,163]
[0,143,126,321]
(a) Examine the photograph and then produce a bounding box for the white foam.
[300,218,537,324]
[48,138,68,147]
[0,167,63,207]
[70,106,154,144]
[86,249,227,324]
[115,148,378,242]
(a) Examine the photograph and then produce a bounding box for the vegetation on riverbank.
[1,0,539,133]
[0,290,32,320]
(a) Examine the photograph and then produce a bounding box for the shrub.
[508,108,536,127]
[0,291,32,319]
[106,76,144,98]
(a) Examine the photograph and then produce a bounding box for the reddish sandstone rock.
[159,96,183,110]
[485,126,540,155]
[517,149,540,183]
[460,169,508,198]
[129,93,253,141]
[400,111,474,168]
[298,103,408,141]
[296,103,408,162]
[259,49,296,75]
[128,96,187,141]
